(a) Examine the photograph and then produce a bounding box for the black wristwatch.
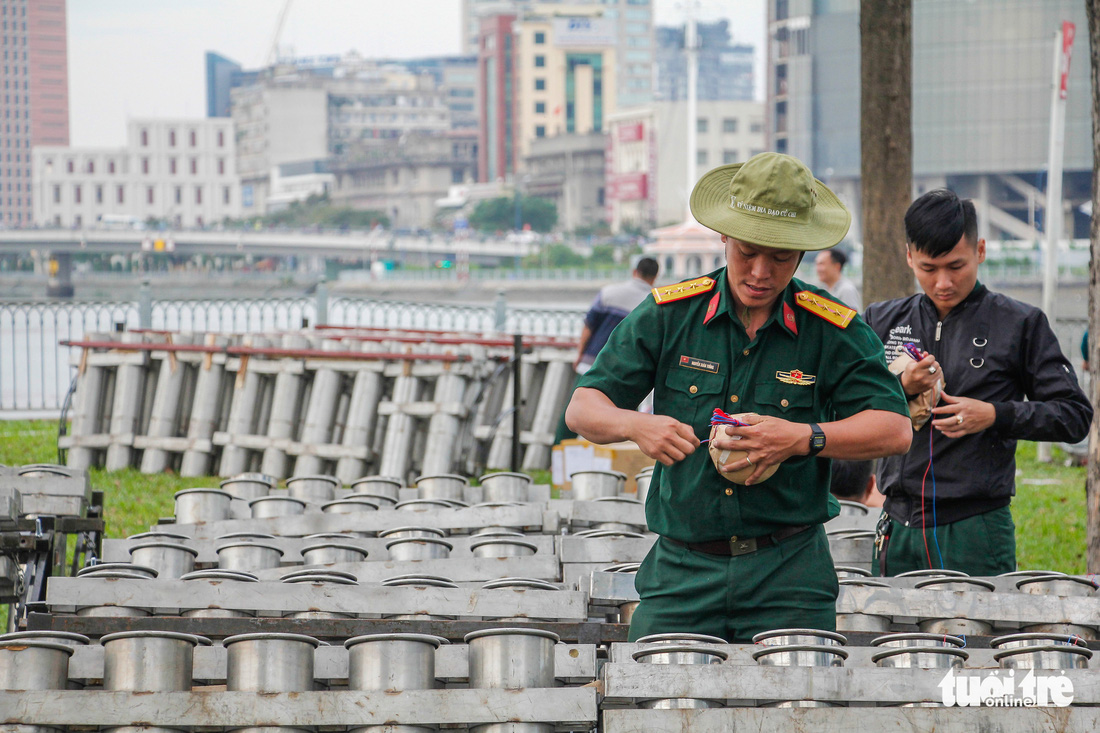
[808,423,826,456]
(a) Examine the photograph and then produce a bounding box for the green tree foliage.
[469,196,558,233]
[226,194,389,230]
[520,243,586,268]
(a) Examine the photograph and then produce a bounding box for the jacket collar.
[919,280,987,320]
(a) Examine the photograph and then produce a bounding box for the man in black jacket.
[864,189,1092,576]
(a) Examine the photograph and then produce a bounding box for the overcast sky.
[68,0,767,147]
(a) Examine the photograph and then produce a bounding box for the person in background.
[829,459,884,508]
[565,152,912,641]
[814,248,862,311]
[573,257,660,373]
[863,189,1092,577]
[555,257,660,444]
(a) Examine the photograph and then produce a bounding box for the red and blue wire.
[907,342,944,570]
[700,408,750,443]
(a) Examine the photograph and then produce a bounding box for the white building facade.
[32,118,241,228]
[604,100,766,232]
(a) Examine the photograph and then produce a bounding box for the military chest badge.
[776,369,816,386]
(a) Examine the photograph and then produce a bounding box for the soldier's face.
[907,235,985,317]
[722,236,801,310]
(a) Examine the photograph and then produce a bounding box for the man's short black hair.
[905,189,978,257]
[635,256,659,280]
[824,249,848,269]
[829,459,874,501]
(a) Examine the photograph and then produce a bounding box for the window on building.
[723,150,739,164]
[535,102,545,114]
[169,129,176,147]
[534,55,545,67]
[696,118,708,133]
[142,157,149,175]
[217,157,225,175]
[117,185,125,204]
[189,129,197,147]
[169,158,177,175]
[217,130,224,147]
[52,184,59,203]
[534,31,545,44]
[223,186,231,204]
[95,185,103,204]
[86,160,95,174]
[722,118,738,133]
[535,125,546,138]
[108,159,116,174]
[535,78,545,91]
[140,128,148,147]
[66,159,73,173]
[750,121,763,134]
[146,186,154,204]
[73,184,81,204]
[195,185,203,204]
[190,158,197,175]
[174,186,182,204]
[696,150,708,166]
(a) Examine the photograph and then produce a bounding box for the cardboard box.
[552,439,655,495]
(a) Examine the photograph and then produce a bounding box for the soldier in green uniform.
[565,153,913,642]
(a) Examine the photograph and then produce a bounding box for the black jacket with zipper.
[863,283,1092,527]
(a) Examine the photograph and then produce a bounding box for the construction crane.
[265,0,293,68]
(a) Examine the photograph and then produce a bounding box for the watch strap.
[808,422,826,456]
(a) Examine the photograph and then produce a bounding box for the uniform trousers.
[628,524,839,642]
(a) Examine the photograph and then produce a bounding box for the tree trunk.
[1085,0,1100,574]
[860,0,914,306]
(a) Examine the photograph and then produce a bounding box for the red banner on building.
[618,122,644,143]
[613,172,648,201]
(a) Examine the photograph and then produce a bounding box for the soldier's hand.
[899,353,943,395]
[630,413,700,466]
[715,413,811,485]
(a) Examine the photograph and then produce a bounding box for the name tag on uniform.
[680,355,719,374]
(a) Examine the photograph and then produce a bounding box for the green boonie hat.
[689,152,851,251]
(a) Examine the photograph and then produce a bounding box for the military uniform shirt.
[575,268,909,541]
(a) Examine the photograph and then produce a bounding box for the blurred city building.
[512,6,618,168]
[329,130,478,229]
[462,0,654,108]
[767,0,1092,243]
[476,13,517,183]
[1,0,70,229]
[524,130,606,231]
[207,52,478,133]
[32,118,241,228]
[655,19,754,102]
[230,58,454,216]
[605,101,765,232]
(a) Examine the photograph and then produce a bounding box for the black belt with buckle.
[666,524,814,557]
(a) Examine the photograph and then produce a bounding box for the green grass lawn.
[0,420,1090,571]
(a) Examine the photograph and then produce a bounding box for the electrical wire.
[930,427,944,568]
[920,440,934,570]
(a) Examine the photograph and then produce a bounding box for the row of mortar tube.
[118,327,579,351]
[60,339,482,362]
